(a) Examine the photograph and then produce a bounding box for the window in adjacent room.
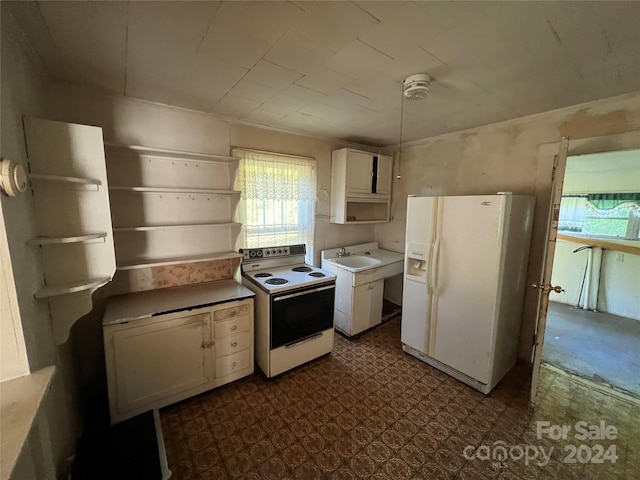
[232,148,316,263]
[558,193,640,239]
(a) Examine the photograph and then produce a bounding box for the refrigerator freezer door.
[405,197,436,248]
[431,195,507,383]
[401,196,437,353]
[401,277,429,352]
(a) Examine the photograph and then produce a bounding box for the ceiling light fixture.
[396,74,430,180]
[402,74,431,101]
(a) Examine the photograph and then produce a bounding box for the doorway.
[540,149,640,397]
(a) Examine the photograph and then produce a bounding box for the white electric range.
[240,244,336,377]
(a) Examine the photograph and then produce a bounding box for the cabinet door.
[346,151,374,194]
[375,155,393,195]
[352,279,384,336]
[112,312,212,412]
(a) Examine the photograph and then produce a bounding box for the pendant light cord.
[397,90,404,180]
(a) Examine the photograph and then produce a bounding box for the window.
[558,193,640,239]
[233,149,316,263]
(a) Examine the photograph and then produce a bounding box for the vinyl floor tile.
[161,318,639,479]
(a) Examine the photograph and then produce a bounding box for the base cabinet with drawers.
[103,281,254,424]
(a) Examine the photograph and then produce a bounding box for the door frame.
[530,130,640,404]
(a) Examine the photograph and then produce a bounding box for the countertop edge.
[0,366,56,480]
[103,279,255,326]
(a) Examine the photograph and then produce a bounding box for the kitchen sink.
[331,255,382,269]
[321,242,405,338]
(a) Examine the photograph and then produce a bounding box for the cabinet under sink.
[321,242,403,337]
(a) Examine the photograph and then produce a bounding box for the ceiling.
[8,1,640,147]
[567,149,640,174]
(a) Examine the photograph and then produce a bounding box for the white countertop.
[557,232,640,255]
[0,366,55,480]
[322,242,404,273]
[103,279,255,326]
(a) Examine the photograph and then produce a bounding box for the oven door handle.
[273,284,335,302]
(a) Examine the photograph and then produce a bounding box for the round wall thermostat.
[0,158,27,197]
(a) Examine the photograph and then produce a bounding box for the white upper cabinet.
[345,150,376,194]
[375,155,393,195]
[330,148,393,224]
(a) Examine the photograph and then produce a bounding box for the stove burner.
[265,278,289,285]
[254,272,273,278]
[292,266,312,273]
[309,272,326,278]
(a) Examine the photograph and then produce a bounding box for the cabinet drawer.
[215,350,251,378]
[214,302,251,322]
[215,332,250,357]
[214,316,251,338]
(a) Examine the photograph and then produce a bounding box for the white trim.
[0,200,29,381]
[231,147,315,162]
[530,129,640,404]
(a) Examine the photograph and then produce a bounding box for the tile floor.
[160,318,640,479]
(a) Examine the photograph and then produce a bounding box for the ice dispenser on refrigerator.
[405,243,428,280]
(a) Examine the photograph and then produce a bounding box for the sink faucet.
[337,247,351,257]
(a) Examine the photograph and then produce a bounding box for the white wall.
[375,91,640,360]
[551,155,640,319]
[599,249,640,319]
[563,149,640,194]
[563,170,640,194]
[551,240,640,320]
[1,6,81,477]
[43,81,378,267]
[41,81,380,390]
[43,81,640,368]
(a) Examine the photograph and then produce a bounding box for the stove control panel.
[240,244,306,261]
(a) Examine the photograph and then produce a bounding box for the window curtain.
[586,193,640,211]
[558,195,588,232]
[559,193,640,233]
[233,149,316,264]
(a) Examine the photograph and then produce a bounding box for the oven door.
[270,283,335,349]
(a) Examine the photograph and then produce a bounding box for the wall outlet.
[615,253,624,263]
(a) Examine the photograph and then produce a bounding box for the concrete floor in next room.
[542,301,640,398]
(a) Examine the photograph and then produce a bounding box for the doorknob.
[532,283,565,294]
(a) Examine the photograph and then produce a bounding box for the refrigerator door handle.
[430,197,444,293]
[428,197,444,355]
[431,238,441,294]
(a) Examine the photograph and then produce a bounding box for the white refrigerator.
[401,194,535,394]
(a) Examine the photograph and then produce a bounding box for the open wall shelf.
[105,143,240,164]
[105,142,242,272]
[25,117,116,345]
[113,223,241,232]
[117,252,243,271]
[29,173,102,187]
[28,233,107,245]
[34,277,111,299]
[109,186,240,195]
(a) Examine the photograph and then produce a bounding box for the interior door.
[529,138,569,403]
[431,195,505,383]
